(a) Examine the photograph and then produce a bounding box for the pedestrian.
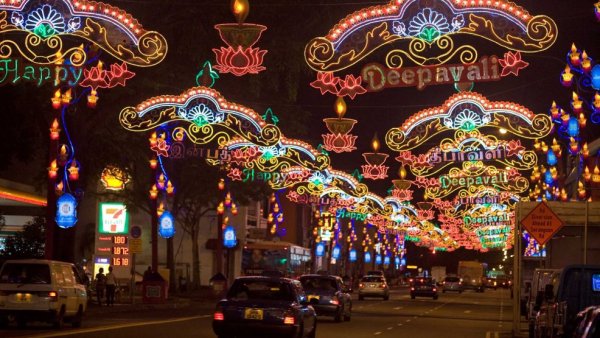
[143,266,152,281]
[105,266,118,306]
[95,268,106,306]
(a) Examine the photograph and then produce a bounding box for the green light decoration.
[195,61,219,88]
[419,27,440,43]
[351,169,364,182]
[262,108,279,126]
[317,144,329,155]
[33,23,55,38]
[261,149,275,160]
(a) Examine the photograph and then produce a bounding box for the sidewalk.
[87,287,220,315]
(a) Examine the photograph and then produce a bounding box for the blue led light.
[55,193,77,228]
[332,244,341,259]
[364,251,372,263]
[568,116,579,137]
[223,225,237,248]
[158,211,175,238]
[546,149,557,166]
[349,248,357,262]
[315,242,325,257]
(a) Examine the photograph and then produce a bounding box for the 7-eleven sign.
[99,203,129,234]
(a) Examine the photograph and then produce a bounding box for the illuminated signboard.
[223,225,237,248]
[315,242,325,257]
[55,193,77,229]
[99,203,129,234]
[158,211,175,239]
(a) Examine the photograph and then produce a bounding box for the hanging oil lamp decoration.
[391,166,413,202]
[322,97,358,153]
[361,133,389,180]
[213,0,267,76]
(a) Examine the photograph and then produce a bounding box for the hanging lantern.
[51,89,62,109]
[87,89,98,108]
[166,180,175,195]
[546,149,557,166]
[383,255,391,266]
[149,184,158,199]
[225,192,232,207]
[322,97,358,153]
[583,143,590,158]
[364,251,372,263]
[61,89,72,105]
[68,161,79,181]
[569,43,581,66]
[332,244,341,260]
[361,133,389,180]
[55,193,77,229]
[55,180,64,196]
[49,118,60,140]
[571,92,583,113]
[58,144,68,164]
[48,160,58,179]
[592,165,600,183]
[149,132,158,148]
[375,254,382,265]
[157,174,166,190]
[157,202,164,217]
[578,181,587,199]
[218,178,225,190]
[223,225,237,248]
[581,51,592,73]
[349,248,357,262]
[584,166,592,182]
[560,66,573,87]
[217,202,225,215]
[158,211,175,239]
[231,203,238,215]
[149,157,158,169]
[213,0,267,76]
[568,117,580,137]
[316,242,325,257]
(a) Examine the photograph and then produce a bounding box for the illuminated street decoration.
[223,225,237,248]
[310,72,367,99]
[158,211,175,239]
[0,0,167,67]
[361,134,389,180]
[304,0,556,73]
[361,54,527,92]
[386,92,552,152]
[100,165,130,191]
[322,97,358,153]
[119,86,281,147]
[559,44,600,124]
[55,192,77,228]
[213,0,267,76]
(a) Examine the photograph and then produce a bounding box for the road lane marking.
[464,310,472,314]
[374,332,382,335]
[26,315,211,337]
[387,327,393,330]
[393,306,403,310]
[397,323,403,326]
[406,319,411,322]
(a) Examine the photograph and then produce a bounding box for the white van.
[0,259,88,328]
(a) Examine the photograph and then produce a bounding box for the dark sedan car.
[213,276,317,338]
[410,277,439,300]
[299,274,352,322]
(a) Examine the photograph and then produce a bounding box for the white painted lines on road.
[485,331,500,338]
[397,323,403,327]
[464,310,472,314]
[26,315,212,338]
[387,327,393,330]
[406,319,411,322]
[374,331,382,335]
[393,306,403,310]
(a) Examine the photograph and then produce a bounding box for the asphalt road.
[0,287,513,338]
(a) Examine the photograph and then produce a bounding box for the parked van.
[533,265,600,338]
[0,259,88,328]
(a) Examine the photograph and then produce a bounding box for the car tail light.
[410,287,415,291]
[359,283,364,288]
[48,291,58,301]
[330,297,339,305]
[382,283,388,289]
[433,288,437,292]
[214,312,225,321]
[283,316,295,325]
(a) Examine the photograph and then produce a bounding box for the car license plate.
[15,293,32,302]
[244,308,263,320]
[370,284,376,287]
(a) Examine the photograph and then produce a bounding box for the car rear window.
[0,263,51,284]
[227,279,294,301]
[300,277,337,291]
[362,276,383,282]
[445,277,460,282]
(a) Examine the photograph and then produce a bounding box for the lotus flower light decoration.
[391,166,413,201]
[322,97,358,153]
[361,133,389,180]
[213,0,267,76]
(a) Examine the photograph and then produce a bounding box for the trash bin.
[142,280,167,304]
[209,273,228,298]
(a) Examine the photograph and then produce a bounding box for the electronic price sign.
[94,203,131,277]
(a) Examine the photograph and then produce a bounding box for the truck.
[431,266,446,285]
[457,261,485,292]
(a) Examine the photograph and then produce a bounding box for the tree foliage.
[1,217,45,259]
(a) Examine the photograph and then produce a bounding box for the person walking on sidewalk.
[95,268,106,306]
[105,266,118,306]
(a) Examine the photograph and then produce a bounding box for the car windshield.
[227,279,294,301]
[362,276,383,283]
[300,277,338,291]
[0,263,51,284]
[445,277,460,282]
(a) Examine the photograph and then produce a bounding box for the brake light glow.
[411,287,415,291]
[433,288,437,292]
[48,291,58,301]
[283,316,295,325]
[330,298,339,305]
[359,283,364,288]
[214,312,224,321]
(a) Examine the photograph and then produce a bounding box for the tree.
[1,217,45,259]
